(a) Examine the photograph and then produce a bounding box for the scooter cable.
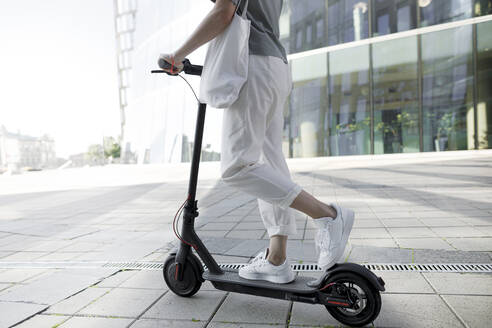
[177,74,199,103]
[172,196,198,250]
[172,198,188,245]
[168,70,199,251]
[172,198,186,242]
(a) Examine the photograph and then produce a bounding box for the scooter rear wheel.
[323,272,381,327]
[163,254,202,297]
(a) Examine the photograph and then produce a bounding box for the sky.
[0,0,120,158]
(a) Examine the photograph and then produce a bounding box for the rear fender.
[310,263,385,292]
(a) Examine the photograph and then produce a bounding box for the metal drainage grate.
[214,263,492,273]
[363,263,492,273]
[102,262,163,270]
[0,262,491,273]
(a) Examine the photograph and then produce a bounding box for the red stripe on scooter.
[320,282,336,291]
[175,264,179,280]
[328,301,349,306]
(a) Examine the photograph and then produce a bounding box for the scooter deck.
[203,268,319,294]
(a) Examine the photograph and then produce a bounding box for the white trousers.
[220,55,302,237]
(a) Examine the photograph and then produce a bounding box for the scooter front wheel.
[163,254,202,297]
[322,272,382,327]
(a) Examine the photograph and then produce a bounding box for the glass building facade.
[120,0,492,163]
[120,0,223,163]
[284,0,492,158]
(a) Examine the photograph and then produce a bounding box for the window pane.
[316,18,324,39]
[397,5,411,31]
[279,1,291,52]
[328,0,369,45]
[422,26,474,152]
[377,13,390,35]
[373,36,420,154]
[284,0,369,53]
[329,45,371,156]
[420,0,472,27]
[373,0,417,36]
[290,53,328,157]
[474,0,492,16]
[477,21,492,149]
[289,0,325,53]
[296,29,303,50]
[306,24,313,44]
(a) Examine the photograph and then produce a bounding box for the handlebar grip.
[158,57,183,74]
[152,58,202,76]
[183,59,203,76]
[158,58,171,70]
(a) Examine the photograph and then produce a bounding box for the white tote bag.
[199,0,250,108]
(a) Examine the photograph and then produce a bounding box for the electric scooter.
[152,58,385,327]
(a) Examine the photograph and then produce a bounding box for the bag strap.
[235,0,249,18]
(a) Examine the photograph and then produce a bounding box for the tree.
[103,136,121,159]
[86,144,104,164]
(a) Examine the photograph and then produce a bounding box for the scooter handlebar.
[152,58,202,76]
[183,60,203,76]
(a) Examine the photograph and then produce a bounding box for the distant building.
[68,152,90,167]
[0,125,56,172]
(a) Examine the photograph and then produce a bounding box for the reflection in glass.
[373,36,420,154]
[290,54,328,157]
[420,0,472,26]
[329,46,371,156]
[279,1,291,55]
[289,0,326,53]
[422,26,474,152]
[284,0,370,54]
[477,21,492,149]
[474,0,492,16]
[373,0,417,36]
[327,0,369,45]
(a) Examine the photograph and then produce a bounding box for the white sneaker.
[239,249,295,284]
[314,203,355,270]
[248,248,267,264]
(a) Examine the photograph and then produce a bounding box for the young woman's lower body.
[220,55,355,284]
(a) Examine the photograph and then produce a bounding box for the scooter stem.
[176,102,223,275]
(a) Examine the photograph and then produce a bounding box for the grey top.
[210,0,287,63]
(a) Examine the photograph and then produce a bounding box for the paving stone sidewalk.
[0,151,491,327]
